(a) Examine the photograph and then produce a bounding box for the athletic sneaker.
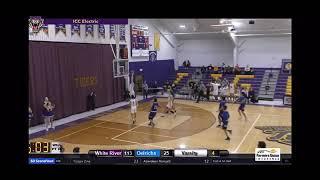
[151,122,155,127]
[225,137,230,140]
[148,122,151,126]
[216,124,221,127]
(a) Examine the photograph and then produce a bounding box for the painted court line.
[247,112,282,117]
[233,113,262,153]
[110,137,169,149]
[95,125,178,139]
[54,121,107,141]
[111,121,150,139]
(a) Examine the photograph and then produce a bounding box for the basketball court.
[30,97,291,154]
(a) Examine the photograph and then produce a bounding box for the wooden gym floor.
[30,98,291,154]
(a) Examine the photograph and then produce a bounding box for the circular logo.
[285,63,292,70]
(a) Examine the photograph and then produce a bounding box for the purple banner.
[44,18,128,25]
[55,24,66,36]
[120,25,126,41]
[110,24,115,39]
[85,24,94,37]
[41,24,49,36]
[71,24,80,36]
[98,24,105,38]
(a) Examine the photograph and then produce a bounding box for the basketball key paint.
[74,76,97,88]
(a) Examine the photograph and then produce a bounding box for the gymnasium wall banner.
[154,32,160,51]
[120,25,126,42]
[281,59,291,73]
[110,24,115,39]
[131,25,149,57]
[55,24,66,36]
[71,24,80,37]
[98,24,105,39]
[149,51,157,62]
[41,24,49,37]
[85,24,94,37]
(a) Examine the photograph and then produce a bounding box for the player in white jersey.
[211,81,220,101]
[165,87,176,118]
[129,95,138,124]
[221,85,228,97]
[229,82,235,102]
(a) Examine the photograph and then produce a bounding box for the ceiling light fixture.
[179,25,186,28]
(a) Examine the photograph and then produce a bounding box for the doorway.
[134,74,144,95]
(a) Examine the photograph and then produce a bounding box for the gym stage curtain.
[29,41,125,126]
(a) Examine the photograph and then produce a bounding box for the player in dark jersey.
[221,105,232,140]
[237,92,248,120]
[216,96,226,127]
[148,97,161,127]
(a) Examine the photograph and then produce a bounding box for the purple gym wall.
[29,41,125,126]
[129,59,175,86]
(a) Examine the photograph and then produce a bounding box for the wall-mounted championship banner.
[41,24,49,36]
[86,24,94,37]
[131,25,149,57]
[98,24,105,38]
[71,24,80,36]
[55,24,66,36]
[120,25,126,41]
[149,51,157,62]
[110,24,115,39]
[154,32,160,51]
[281,59,291,74]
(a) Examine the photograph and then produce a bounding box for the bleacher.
[167,66,291,101]
[274,71,291,99]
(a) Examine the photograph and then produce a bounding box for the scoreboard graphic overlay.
[28,142,291,165]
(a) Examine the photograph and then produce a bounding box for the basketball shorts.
[149,112,157,120]
[239,104,245,111]
[131,106,137,114]
[222,121,228,129]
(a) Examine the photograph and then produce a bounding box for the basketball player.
[221,105,232,140]
[216,96,226,127]
[221,85,228,99]
[237,92,248,120]
[211,80,219,101]
[148,97,161,127]
[43,97,55,131]
[165,87,177,117]
[229,82,235,102]
[130,95,138,124]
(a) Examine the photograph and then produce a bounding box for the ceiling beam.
[233,33,291,37]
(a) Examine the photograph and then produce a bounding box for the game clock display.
[29,142,50,153]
